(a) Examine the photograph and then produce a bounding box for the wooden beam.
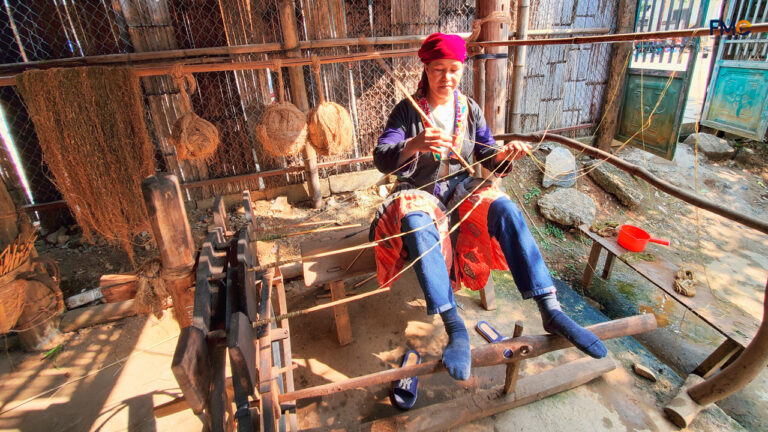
[496,132,768,236]
[593,0,637,151]
[361,357,616,432]
[279,314,656,402]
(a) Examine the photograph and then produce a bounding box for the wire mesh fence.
[0,0,618,231]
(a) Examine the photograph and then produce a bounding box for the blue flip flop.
[390,349,421,410]
[475,320,505,344]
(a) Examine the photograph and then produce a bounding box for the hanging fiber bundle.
[253,60,307,159]
[15,66,155,261]
[172,112,220,160]
[307,101,354,156]
[308,57,354,156]
[170,69,220,160]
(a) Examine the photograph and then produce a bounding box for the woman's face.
[425,59,464,99]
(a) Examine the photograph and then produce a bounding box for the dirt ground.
[1,135,766,431]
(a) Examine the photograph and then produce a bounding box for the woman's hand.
[494,140,531,163]
[398,128,453,165]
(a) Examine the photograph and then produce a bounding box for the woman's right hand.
[406,128,453,155]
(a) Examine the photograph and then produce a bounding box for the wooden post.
[479,276,496,311]
[477,0,511,137]
[503,322,524,394]
[142,173,195,328]
[329,280,353,346]
[278,0,323,209]
[581,242,602,290]
[508,0,529,133]
[593,0,638,152]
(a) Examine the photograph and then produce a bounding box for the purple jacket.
[373,96,509,202]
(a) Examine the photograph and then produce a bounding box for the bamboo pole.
[0,28,611,76]
[498,132,768,235]
[508,0,530,133]
[278,314,657,402]
[4,24,768,87]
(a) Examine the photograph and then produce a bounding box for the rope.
[169,64,196,113]
[468,11,513,43]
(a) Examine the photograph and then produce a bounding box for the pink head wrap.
[417,33,466,64]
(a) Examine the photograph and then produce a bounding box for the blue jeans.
[401,197,554,314]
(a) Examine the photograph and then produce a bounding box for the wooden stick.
[344,248,365,273]
[279,314,656,402]
[251,287,390,328]
[498,132,768,235]
[284,223,362,238]
[353,273,377,289]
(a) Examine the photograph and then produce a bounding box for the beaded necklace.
[416,89,468,161]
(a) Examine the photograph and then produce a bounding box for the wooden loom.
[151,185,659,431]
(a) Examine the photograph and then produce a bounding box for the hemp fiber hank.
[16,67,155,260]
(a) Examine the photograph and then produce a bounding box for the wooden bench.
[301,226,497,346]
[579,224,761,378]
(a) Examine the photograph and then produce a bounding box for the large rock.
[543,147,576,188]
[683,133,734,161]
[537,188,596,227]
[586,160,644,209]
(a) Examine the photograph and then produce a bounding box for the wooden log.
[477,0,510,137]
[142,173,196,328]
[362,357,616,432]
[687,281,768,406]
[59,300,137,333]
[496,132,768,236]
[581,242,602,290]
[593,0,638,151]
[279,314,656,402]
[663,374,707,429]
[99,274,139,303]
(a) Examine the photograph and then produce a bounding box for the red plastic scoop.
[617,224,670,252]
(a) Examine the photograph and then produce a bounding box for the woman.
[372,33,606,382]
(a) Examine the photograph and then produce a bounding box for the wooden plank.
[208,343,234,432]
[480,276,497,311]
[579,224,760,348]
[59,300,137,333]
[361,357,616,432]
[280,314,656,403]
[193,230,229,333]
[300,226,376,286]
[692,338,742,378]
[329,280,353,346]
[273,272,298,432]
[228,312,257,398]
[171,326,211,414]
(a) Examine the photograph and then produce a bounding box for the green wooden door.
[615,0,708,160]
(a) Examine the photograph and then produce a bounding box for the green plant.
[566,263,577,272]
[523,187,541,205]
[543,222,565,241]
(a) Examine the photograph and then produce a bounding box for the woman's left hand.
[495,140,531,163]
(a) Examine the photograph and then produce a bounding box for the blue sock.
[535,293,607,358]
[439,307,471,380]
